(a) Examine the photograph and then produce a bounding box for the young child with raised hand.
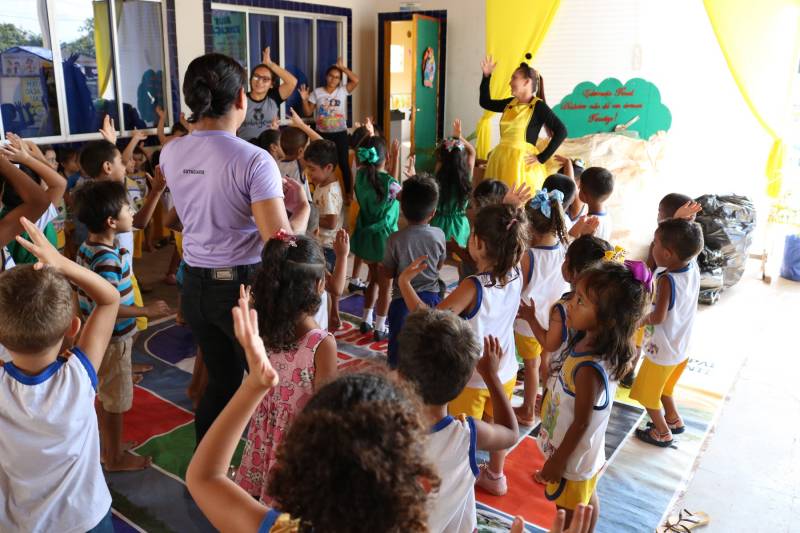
[235,232,338,503]
[577,167,614,241]
[399,202,530,496]
[431,119,475,248]
[188,293,436,533]
[632,219,703,447]
[378,174,446,366]
[513,188,571,426]
[73,180,170,471]
[645,193,702,271]
[398,308,519,532]
[537,260,651,531]
[0,217,120,532]
[350,136,401,334]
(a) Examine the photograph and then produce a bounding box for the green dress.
[351,169,400,262]
[431,187,470,247]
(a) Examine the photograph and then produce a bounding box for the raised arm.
[479,56,512,113]
[0,155,49,246]
[336,57,359,93]
[155,105,168,144]
[4,134,66,206]
[289,108,321,141]
[299,85,315,117]
[453,119,476,174]
[473,336,520,450]
[132,166,166,230]
[327,229,349,297]
[263,47,298,101]
[122,129,147,166]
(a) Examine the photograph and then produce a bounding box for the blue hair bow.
[529,188,564,218]
[357,147,380,164]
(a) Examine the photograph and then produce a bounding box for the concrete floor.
[135,247,800,532]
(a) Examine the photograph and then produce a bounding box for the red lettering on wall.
[562,102,587,110]
[623,103,643,108]
[589,114,614,124]
[583,89,612,98]
[615,87,634,96]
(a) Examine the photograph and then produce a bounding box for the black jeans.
[321,130,352,195]
[181,264,260,444]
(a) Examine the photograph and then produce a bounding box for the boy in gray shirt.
[377,174,446,367]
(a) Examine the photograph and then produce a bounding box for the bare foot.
[132,363,153,373]
[104,451,152,472]
[328,316,341,333]
[100,441,139,464]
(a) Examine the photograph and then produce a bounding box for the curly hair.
[252,234,325,351]
[472,203,529,286]
[553,262,650,380]
[268,372,438,533]
[435,139,471,213]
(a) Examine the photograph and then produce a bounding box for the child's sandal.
[636,427,673,447]
[656,509,710,532]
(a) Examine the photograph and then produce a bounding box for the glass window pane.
[211,10,247,67]
[284,17,312,115]
[248,14,279,75]
[315,20,340,88]
[54,0,119,135]
[0,2,61,137]
[117,0,167,129]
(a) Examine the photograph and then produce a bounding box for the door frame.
[377,10,447,144]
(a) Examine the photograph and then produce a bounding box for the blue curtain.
[248,14,279,72]
[316,20,339,87]
[284,17,312,114]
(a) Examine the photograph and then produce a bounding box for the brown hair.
[0,265,75,353]
[472,203,529,286]
[525,195,569,246]
[268,372,437,532]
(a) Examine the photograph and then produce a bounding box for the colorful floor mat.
[110,294,740,532]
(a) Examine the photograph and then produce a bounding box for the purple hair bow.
[624,260,653,292]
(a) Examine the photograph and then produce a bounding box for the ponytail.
[357,136,388,200]
[526,189,568,246]
[472,203,529,286]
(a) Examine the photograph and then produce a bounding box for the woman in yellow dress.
[479,55,567,191]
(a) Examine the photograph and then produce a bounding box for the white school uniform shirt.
[0,348,111,533]
[425,415,479,533]
[565,204,587,232]
[591,211,613,242]
[462,269,523,389]
[313,290,329,330]
[643,263,700,366]
[514,244,570,338]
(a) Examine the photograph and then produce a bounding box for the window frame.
[210,2,348,122]
[0,0,175,143]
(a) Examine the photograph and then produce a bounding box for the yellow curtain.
[93,0,123,99]
[703,0,800,198]
[475,0,561,159]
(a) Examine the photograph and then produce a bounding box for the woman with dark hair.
[299,58,359,200]
[479,54,567,191]
[238,47,297,141]
[159,52,310,444]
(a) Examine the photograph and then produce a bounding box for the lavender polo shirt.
[160,130,283,268]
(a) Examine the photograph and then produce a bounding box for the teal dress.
[431,187,470,247]
[351,169,400,262]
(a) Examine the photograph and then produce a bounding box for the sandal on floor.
[636,427,673,447]
[648,420,686,435]
[656,509,710,532]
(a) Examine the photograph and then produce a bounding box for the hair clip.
[624,260,653,292]
[441,138,465,152]
[603,245,626,264]
[506,218,518,230]
[356,146,379,164]
[273,228,298,247]
[528,188,564,218]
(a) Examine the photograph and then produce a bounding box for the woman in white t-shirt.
[299,58,359,200]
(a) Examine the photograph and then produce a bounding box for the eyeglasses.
[251,75,271,83]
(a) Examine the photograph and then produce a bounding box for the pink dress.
[235,328,330,503]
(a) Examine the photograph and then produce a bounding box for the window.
[0,0,174,142]
[210,3,348,121]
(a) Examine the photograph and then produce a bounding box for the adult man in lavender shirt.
[160,53,309,443]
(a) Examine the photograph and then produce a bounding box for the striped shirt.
[76,241,136,340]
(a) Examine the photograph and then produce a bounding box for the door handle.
[416,108,421,112]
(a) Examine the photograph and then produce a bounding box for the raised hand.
[480,55,497,76]
[335,57,345,70]
[131,128,147,144]
[289,107,305,127]
[452,118,463,139]
[147,166,167,193]
[503,182,533,208]
[333,228,350,258]
[571,215,599,237]
[0,132,33,164]
[404,154,417,179]
[233,285,279,390]
[398,256,429,285]
[262,46,273,67]
[14,217,65,270]
[298,84,310,102]
[476,335,503,379]
[154,105,165,119]
[674,200,702,220]
[99,114,117,143]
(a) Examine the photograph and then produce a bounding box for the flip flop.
[647,420,686,435]
[656,509,710,532]
[635,427,673,448]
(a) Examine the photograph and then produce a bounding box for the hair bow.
[603,245,626,264]
[623,260,653,292]
[441,138,465,152]
[357,147,380,165]
[273,228,298,247]
[528,188,564,218]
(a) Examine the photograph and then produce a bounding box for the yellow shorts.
[629,358,687,410]
[545,472,599,510]
[515,332,543,361]
[448,377,516,419]
[131,274,148,331]
[97,337,134,413]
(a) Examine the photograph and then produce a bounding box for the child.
[632,219,703,447]
[235,233,338,503]
[398,308,519,532]
[378,174,446,365]
[155,104,190,145]
[537,260,651,531]
[345,121,376,292]
[351,136,401,334]
[576,167,614,242]
[255,128,284,162]
[554,155,586,223]
[431,119,475,248]
[0,217,120,531]
[513,188,570,426]
[399,203,530,496]
[645,193,702,271]
[188,293,435,532]
[74,180,170,471]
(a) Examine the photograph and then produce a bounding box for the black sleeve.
[268,86,284,105]
[479,75,513,113]
[532,101,567,164]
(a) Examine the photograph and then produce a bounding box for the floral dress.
[235,329,331,503]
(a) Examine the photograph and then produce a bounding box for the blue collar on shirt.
[670,263,691,273]
[3,356,66,385]
[431,415,454,433]
[588,211,606,216]
[533,243,561,250]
